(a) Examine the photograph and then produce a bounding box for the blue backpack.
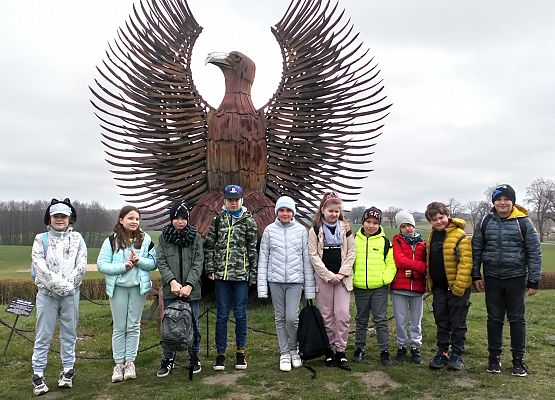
[31,233,49,279]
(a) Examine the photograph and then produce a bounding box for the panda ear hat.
[44,198,77,225]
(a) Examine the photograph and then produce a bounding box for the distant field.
[1,229,554,279]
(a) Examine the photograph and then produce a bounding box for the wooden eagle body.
[90,0,390,236]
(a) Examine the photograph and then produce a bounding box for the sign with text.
[6,298,35,317]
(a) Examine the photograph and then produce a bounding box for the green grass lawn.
[1,290,554,399]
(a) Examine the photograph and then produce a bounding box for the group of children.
[29,184,542,396]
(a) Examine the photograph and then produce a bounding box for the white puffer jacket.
[257,219,315,299]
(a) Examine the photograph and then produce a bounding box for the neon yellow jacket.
[352,226,396,289]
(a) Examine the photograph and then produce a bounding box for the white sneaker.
[280,354,292,372]
[111,364,124,383]
[32,374,49,396]
[58,368,75,388]
[290,351,303,368]
[123,361,136,380]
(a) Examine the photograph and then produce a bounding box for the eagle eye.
[230,53,242,63]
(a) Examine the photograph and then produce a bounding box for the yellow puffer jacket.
[426,218,472,297]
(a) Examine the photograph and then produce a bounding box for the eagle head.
[206,51,256,92]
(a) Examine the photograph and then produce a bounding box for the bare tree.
[383,206,402,228]
[466,200,490,230]
[525,178,555,242]
[484,186,496,204]
[447,198,465,218]
[349,206,366,225]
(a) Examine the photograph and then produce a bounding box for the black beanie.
[492,184,516,204]
[362,206,382,224]
[169,201,189,221]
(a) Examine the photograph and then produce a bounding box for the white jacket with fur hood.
[257,219,315,299]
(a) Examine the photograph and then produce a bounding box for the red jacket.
[391,233,427,293]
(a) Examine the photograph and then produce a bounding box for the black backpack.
[297,299,331,377]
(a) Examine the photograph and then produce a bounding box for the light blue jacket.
[96,232,157,297]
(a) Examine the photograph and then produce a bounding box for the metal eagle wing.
[262,0,391,222]
[90,0,210,218]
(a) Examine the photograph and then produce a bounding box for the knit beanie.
[492,184,516,204]
[169,201,189,221]
[395,210,415,227]
[362,206,382,224]
[275,196,296,216]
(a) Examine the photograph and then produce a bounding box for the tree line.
[1,178,553,247]
[0,200,117,247]
[348,178,555,242]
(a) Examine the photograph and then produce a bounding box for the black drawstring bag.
[297,299,331,378]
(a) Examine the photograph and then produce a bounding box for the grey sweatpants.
[32,289,80,374]
[354,285,389,352]
[269,282,303,355]
[391,292,424,348]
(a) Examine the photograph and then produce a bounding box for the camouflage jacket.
[203,209,258,284]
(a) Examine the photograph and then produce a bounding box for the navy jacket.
[471,205,542,287]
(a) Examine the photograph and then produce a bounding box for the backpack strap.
[313,224,319,236]
[214,214,221,243]
[516,217,527,241]
[108,233,116,252]
[383,237,391,261]
[454,234,466,263]
[480,214,492,237]
[41,232,49,256]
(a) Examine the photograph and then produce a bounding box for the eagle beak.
[206,52,231,68]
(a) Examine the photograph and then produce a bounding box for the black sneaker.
[352,348,365,363]
[511,358,528,377]
[32,374,49,396]
[157,359,174,378]
[380,350,393,366]
[191,359,202,374]
[235,351,247,370]
[487,356,501,373]
[448,353,463,370]
[324,350,335,367]
[429,351,450,369]
[410,347,422,364]
[58,368,75,388]
[213,354,226,371]
[396,347,407,363]
[335,351,350,370]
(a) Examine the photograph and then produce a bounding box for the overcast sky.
[1,0,554,213]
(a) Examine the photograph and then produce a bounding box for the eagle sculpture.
[90,0,390,236]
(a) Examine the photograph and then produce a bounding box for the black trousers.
[431,287,470,354]
[484,275,527,358]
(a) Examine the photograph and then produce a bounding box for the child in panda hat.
[31,199,88,395]
[257,196,315,372]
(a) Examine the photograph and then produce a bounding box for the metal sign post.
[3,298,35,358]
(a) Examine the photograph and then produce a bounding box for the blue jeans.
[162,298,201,360]
[214,280,249,354]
